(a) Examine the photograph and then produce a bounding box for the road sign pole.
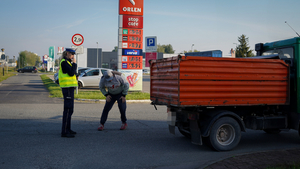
[76,53,78,94]
[71,33,84,95]
[53,46,55,72]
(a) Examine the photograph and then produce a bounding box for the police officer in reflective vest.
[58,48,78,138]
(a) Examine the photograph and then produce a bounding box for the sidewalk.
[204,148,300,169]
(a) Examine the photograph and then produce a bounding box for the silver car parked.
[77,68,112,89]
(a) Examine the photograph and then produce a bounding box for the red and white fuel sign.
[72,34,84,46]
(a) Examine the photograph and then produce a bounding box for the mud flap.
[189,119,202,145]
[168,109,176,135]
[169,125,175,135]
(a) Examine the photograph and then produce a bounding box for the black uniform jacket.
[61,57,77,77]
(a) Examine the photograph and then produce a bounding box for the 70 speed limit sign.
[72,34,84,46]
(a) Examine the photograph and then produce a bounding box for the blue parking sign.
[145,36,157,52]
[147,38,155,46]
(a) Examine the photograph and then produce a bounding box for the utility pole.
[96,42,98,68]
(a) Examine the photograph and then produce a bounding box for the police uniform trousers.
[61,87,75,135]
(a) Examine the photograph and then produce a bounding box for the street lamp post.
[96,42,98,68]
[191,44,194,52]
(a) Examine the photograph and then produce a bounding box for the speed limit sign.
[72,34,84,46]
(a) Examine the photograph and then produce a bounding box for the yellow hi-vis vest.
[58,59,78,88]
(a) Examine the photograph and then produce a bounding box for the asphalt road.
[0,73,300,169]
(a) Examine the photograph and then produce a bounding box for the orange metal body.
[150,56,290,106]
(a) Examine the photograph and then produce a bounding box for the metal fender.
[201,110,246,137]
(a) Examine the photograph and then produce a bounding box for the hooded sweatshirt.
[99,73,129,97]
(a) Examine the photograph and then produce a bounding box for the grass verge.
[0,67,16,82]
[40,74,150,100]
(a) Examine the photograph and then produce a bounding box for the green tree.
[55,58,60,67]
[157,44,165,53]
[17,51,41,68]
[235,34,254,57]
[112,46,118,52]
[157,44,175,54]
[17,52,27,68]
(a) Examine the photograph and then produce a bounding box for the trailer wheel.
[208,117,241,151]
[263,129,281,134]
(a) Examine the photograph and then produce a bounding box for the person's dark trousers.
[100,93,127,125]
[61,87,75,135]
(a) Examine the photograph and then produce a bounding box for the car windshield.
[78,69,87,74]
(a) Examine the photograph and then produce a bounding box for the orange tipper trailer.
[150,56,289,106]
[150,37,300,151]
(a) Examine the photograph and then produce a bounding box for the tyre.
[208,117,241,151]
[78,82,83,89]
[263,129,281,134]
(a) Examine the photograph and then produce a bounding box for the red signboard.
[119,0,144,16]
[119,0,144,71]
[122,35,143,42]
[122,62,142,69]
[122,56,142,62]
[122,56,142,69]
[122,15,143,29]
[123,28,143,36]
[145,52,157,67]
[122,42,143,49]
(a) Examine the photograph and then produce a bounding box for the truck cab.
[256,37,299,114]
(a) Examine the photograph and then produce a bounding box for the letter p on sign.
[147,38,155,46]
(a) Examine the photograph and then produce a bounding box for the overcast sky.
[1,0,300,59]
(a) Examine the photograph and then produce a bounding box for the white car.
[77,68,112,88]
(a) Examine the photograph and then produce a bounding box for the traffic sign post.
[72,34,84,46]
[145,36,157,52]
[71,33,84,94]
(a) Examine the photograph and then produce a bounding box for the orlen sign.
[119,0,144,16]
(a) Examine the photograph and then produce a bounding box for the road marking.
[5,89,14,97]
